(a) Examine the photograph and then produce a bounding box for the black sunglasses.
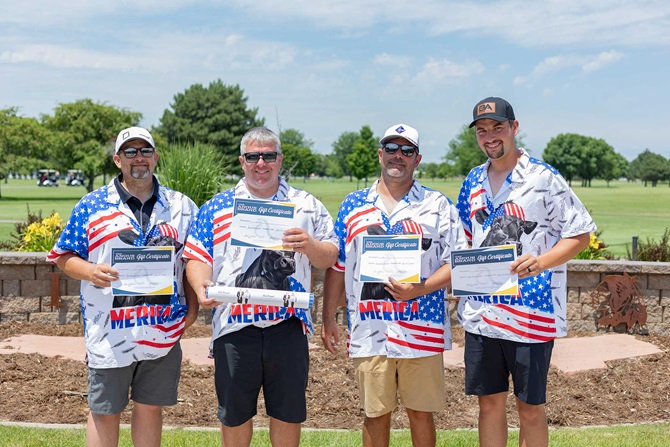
[243,151,279,163]
[121,147,155,158]
[382,143,419,157]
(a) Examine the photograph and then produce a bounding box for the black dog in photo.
[359,223,431,301]
[475,204,537,256]
[112,228,178,308]
[235,250,296,291]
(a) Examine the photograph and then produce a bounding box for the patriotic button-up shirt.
[183,177,338,343]
[333,179,468,358]
[47,177,198,368]
[456,149,596,343]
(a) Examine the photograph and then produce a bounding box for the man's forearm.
[322,268,345,321]
[307,241,339,270]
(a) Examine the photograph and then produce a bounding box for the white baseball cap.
[379,123,419,149]
[115,126,155,153]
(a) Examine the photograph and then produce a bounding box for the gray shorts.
[88,342,182,415]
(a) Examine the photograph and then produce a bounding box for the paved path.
[0,333,663,373]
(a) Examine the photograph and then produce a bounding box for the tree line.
[1,80,669,194]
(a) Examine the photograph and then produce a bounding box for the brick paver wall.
[1,253,669,334]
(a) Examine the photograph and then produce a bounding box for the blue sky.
[1,0,668,164]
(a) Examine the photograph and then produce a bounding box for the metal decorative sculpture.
[589,273,648,334]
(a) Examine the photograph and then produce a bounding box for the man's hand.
[321,318,341,354]
[385,277,420,301]
[88,263,119,288]
[185,260,221,309]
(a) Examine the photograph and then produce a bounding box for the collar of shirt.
[235,176,290,201]
[476,147,531,187]
[364,178,425,207]
[114,174,159,205]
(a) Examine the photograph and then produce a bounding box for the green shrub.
[156,142,231,207]
[628,228,670,261]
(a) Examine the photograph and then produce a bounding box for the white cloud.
[515,50,625,86]
[3,1,669,50]
[413,58,484,84]
[373,53,412,68]
[0,44,145,70]
[221,0,670,48]
[582,50,624,72]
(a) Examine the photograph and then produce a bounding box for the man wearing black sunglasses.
[322,123,468,447]
[184,127,339,447]
[48,126,199,447]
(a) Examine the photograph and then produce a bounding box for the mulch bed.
[1,322,668,430]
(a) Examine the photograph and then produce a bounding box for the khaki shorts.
[353,354,445,417]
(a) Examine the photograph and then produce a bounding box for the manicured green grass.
[1,423,669,446]
[1,177,668,258]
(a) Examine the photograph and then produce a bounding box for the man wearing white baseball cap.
[322,123,467,447]
[48,125,199,447]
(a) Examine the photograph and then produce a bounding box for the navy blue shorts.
[464,332,553,405]
[213,317,309,426]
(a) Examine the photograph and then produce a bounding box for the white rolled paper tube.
[206,286,313,309]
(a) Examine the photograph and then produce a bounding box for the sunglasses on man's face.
[120,147,155,158]
[243,151,279,163]
[382,143,419,157]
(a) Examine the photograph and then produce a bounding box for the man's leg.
[269,417,301,447]
[86,411,121,447]
[362,412,391,447]
[130,402,163,447]
[406,408,436,447]
[221,420,254,447]
[478,392,508,447]
[516,399,548,447]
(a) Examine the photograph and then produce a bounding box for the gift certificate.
[450,244,518,297]
[230,198,296,249]
[110,246,174,296]
[358,235,421,283]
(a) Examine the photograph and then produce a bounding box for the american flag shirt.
[456,148,596,343]
[47,178,198,368]
[183,177,338,343]
[332,179,468,358]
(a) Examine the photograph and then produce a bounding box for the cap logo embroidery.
[395,125,406,134]
[477,102,496,116]
[122,131,130,140]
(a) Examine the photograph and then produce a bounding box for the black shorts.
[212,317,309,426]
[464,332,553,405]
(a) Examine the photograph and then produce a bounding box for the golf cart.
[37,169,60,187]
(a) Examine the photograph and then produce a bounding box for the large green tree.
[41,99,141,192]
[323,154,344,178]
[444,125,487,176]
[332,131,358,181]
[347,125,378,188]
[279,129,316,182]
[156,81,264,174]
[0,108,56,196]
[629,149,669,187]
[600,151,629,186]
[544,133,622,187]
[542,133,584,185]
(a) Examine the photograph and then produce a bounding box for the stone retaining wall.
[1,253,669,334]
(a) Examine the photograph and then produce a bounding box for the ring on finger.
[527,266,531,273]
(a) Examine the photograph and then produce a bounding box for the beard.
[130,167,151,179]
